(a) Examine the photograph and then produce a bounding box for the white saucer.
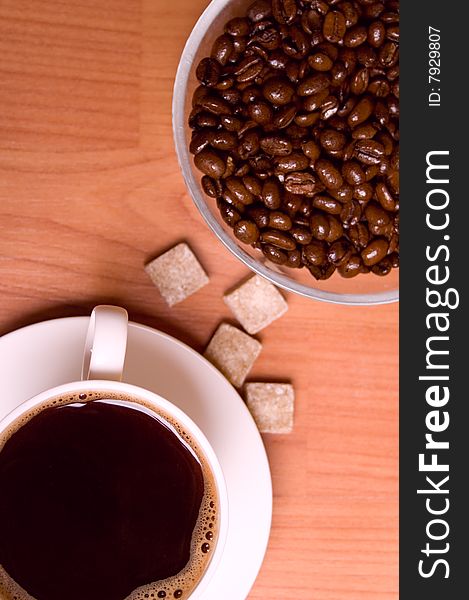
[0,317,273,600]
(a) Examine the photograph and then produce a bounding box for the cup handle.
[82,305,129,381]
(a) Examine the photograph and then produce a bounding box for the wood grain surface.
[0,1,398,598]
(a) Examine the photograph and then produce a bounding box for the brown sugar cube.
[204,323,262,388]
[245,383,295,434]
[145,243,209,306]
[224,274,288,335]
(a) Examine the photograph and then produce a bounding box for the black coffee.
[0,392,219,600]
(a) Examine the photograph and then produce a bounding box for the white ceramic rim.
[0,379,229,600]
[172,0,399,306]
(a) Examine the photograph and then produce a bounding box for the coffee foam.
[0,390,220,600]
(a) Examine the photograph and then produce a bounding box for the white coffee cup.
[0,305,228,600]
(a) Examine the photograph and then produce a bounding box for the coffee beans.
[190,0,399,280]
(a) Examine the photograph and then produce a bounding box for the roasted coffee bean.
[330,61,347,86]
[357,45,377,67]
[301,8,323,38]
[284,172,317,196]
[365,202,390,227]
[190,130,212,155]
[342,160,366,185]
[302,89,329,112]
[303,241,327,266]
[194,150,226,178]
[340,200,361,226]
[192,85,211,108]
[193,112,219,130]
[308,52,334,72]
[222,155,236,177]
[330,184,353,203]
[214,74,234,89]
[368,78,390,97]
[347,96,374,127]
[386,25,400,43]
[338,1,359,27]
[260,134,293,156]
[261,179,282,209]
[354,139,385,164]
[283,192,303,214]
[273,103,298,128]
[268,211,293,230]
[262,243,288,264]
[248,0,272,22]
[217,199,242,226]
[390,251,399,268]
[352,122,378,139]
[344,26,368,48]
[222,187,245,212]
[337,96,356,117]
[320,129,346,152]
[283,25,309,59]
[291,226,313,245]
[320,95,340,120]
[287,249,302,268]
[198,95,232,115]
[317,41,339,62]
[243,176,262,200]
[272,0,298,25]
[339,48,357,76]
[220,87,242,106]
[328,239,353,266]
[220,114,242,132]
[379,41,399,67]
[310,213,329,240]
[313,195,342,215]
[349,222,370,249]
[202,176,219,198]
[248,100,274,125]
[371,256,392,276]
[294,112,320,127]
[375,181,397,211]
[235,56,264,83]
[261,229,296,250]
[338,254,363,278]
[308,262,336,280]
[274,151,310,173]
[225,17,251,37]
[234,219,259,244]
[211,35,234,65]
[350,67,369,95]
[225,177,254,205]
[196,58,221,87]
[191,0,399,280]
[367,20,385,47]
[248,205,270,228]
[251,27,281,50]
[323,11,346,43]
[364,2,385,19]
[298,73,330,96]
[210,130,238,151]
[353,182,373,202]
[301,140,321,161]
[361,237,388,266]
[315,159,343,190]
[250,154,273,174]
[223,155,236,180]
[263,76,295,105]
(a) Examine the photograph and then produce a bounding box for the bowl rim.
[172,0,399,306]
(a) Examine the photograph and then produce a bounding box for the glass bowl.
[172,0,399,305]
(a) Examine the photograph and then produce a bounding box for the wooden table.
[0,1,398,598]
